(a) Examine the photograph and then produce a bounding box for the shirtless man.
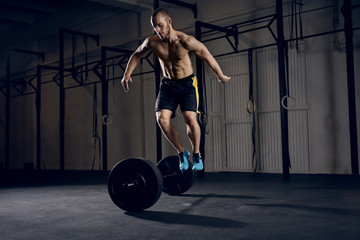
[121,8,230,171]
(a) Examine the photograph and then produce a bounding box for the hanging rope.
[299,0,304,42]
[91,83,101,171]
[84,36,89,81]
[198,61,209,134]
[247,49,258,175]
[281,42,292,169]
[113,58,116,105]
[290,0,304,51]
[72,33,77,80]
[99,58,114,125]
[281,41,296,111]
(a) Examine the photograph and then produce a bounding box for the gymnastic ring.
[281,95,296,110]
[102,114,113,125]
[246,99,256,114]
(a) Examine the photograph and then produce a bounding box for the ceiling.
[0,0,69,37]
[0,0,158,77]
[0,0,154,38]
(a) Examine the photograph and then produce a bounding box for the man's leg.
[156,109,190,153]
[182,111,200,153]
[183,111,203,170]
[156,109,190,170]
[156,109,184,153]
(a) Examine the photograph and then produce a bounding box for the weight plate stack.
[157,155,194,195]
[108,158,163,212]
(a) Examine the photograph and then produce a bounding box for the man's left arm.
[184,36,231,83]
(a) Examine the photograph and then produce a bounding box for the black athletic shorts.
[155,74,200,118]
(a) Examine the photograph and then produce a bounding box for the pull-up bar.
[59,29,100,170]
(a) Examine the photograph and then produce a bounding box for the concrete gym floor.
[0,171,359,240]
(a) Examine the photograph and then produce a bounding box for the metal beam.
[196,21,237,36]
[0,0,58,13]
[59,29,100,45]
[11,48,45,61]
[89,0,151,12]
[99,46,132,172]
[36,65,42,171]
[343,0,359,175]
[0,10,35,24]
[276,0,291,180]
[195,21,206,176]
[5,49,44,170]
[94,46,154,169]
[59,29,65,170]
[160,0,197,18]
[101,47,109,172]
[5,54,10,170]
[154,0,163,162]
[58,29,100,170]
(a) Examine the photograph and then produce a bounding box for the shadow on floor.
[246,203,360,216]
[179,193,261,200]
[125,211,245,228]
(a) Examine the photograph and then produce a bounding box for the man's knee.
[156,110,171,127]
[183,111,198,127]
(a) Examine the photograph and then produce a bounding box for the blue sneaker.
[179,150,190,171]
[192,153,204,171]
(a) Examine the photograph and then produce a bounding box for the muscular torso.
[148,32,193,80]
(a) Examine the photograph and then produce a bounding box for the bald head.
[151,8,170,20]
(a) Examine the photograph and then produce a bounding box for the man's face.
[151,14,171,40]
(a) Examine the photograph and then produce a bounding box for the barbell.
[108,155,194,212]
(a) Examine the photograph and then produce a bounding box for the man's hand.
[121,75,132,92]
[218,75,231,84]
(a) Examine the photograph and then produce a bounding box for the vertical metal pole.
[5,54,10,170]
[36,66,42,171]
[276,0,291,179]
[155,64,162,162]
[343,0,359,175]
[195,21,206,175]
[154,0,162,162]
[59,30,65,170]
[5,50,44,171]
[154,0,159,9]
[101,47,108,172]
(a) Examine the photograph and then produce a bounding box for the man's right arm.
[182,35,230,84]
[121,38,152,92]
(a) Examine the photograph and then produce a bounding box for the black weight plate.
[157,155,194,195]
[108,158,163,212]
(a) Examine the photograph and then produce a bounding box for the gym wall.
[0,0,359,174]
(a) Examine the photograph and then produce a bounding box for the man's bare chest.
[154,43,189,62]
